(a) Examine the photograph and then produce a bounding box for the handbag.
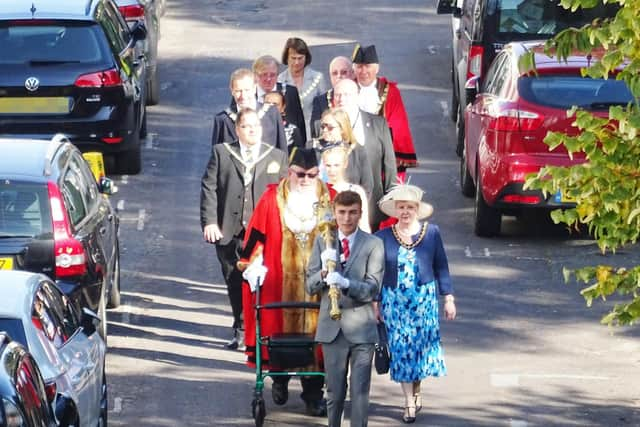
[374,322,391,374]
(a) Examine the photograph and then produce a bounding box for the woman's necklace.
[392,223,427,249]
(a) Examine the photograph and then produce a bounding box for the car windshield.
[0,22,103,65]
[0,182,52,238]
[518,75,635,110]
[493,0,618,36]
[0,318,28,348]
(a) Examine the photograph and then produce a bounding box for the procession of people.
[200,38,457,425]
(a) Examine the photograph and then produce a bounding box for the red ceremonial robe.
[241,179,335,368]
[377,76,418,170]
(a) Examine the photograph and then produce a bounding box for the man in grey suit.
[201,108,288,349]
[306,190,385,427]
[333,79,397,230]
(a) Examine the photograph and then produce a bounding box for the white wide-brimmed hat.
[378,184,434,220]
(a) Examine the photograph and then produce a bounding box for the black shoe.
[271,381,288,406]
[304,398,327,417]
[225,329,244,350]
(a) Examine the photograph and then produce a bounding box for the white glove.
[320,248,338,271]
[326,271,349,289]
[242,255,268,292]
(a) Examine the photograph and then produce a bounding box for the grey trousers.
[322,330,375,427]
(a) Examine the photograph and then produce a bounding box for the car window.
[105,0,133,46]
[61,163,88,226]
[97,2,129,54]
[31,283,74,349]
[518,75,635,110]
[482,52,508,94]
[0,318,28,347]
[15,354,50,426]
[0,182,51,238]
[70,154,99,213]
[40,281,80,341]
[0,22,103,65]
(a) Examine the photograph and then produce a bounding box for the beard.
[287,187,318,210]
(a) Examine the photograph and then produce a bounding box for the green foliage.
[522,0,640,325]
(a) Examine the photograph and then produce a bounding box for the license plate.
[554,190,575,203]
[0,257,13,270]
[0,97,70,114]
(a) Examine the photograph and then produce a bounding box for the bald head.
[329,56,355,87]
[333,79,359,110]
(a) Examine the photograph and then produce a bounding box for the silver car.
[0,271,107,427]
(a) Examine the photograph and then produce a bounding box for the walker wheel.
[252,396,266,427]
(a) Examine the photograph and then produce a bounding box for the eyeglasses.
[291,169,319,179]
[331,69,350,77]
[320,123,339,131]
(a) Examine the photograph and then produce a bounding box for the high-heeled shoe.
[402,404,416,424]
[414,394,422,413]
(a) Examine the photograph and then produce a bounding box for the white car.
[0,271,107,426]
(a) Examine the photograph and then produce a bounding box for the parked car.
[0,333,57,427]
[461,41,633,236]
[0,135,120,339]
[116,0,162,105]
[0,271,107,427]
[437,0,619,156]
[0,0,148,174]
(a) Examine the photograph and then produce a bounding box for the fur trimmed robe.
[241,179,335,368]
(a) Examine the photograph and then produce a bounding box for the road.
[105,0,640,425]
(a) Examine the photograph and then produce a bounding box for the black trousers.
[215,233,244,330]
[273,375,324,403]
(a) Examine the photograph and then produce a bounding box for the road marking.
[145,133,153,149]
[464,246,472,257]
[491,372,611,388]
[122,269,219,288]
[484,247,491,257]
[511,421,528,427]
[136,209,146,231]
[120,175,129,185]
[116,200,125,211]
[113,397,122,413]
[440,100,448,117]
[428,45,437,54]
[120,304,131,324]
[491,374,519,387]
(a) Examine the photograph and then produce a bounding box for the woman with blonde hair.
[374,184,457,423]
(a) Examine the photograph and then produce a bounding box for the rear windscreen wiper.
[28,60,81,65]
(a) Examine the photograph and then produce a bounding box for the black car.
[437,0,619,156]
[0,0,148,174]
[0,135,120,339]
[0,333,57,427]
[116,0,162,105]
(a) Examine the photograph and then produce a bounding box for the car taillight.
[502,194,541,204]
[47,182,87,278]
[118,4,145,20]
[488,109,544,132]
[74,69,122,88]
[44,381,57,403]
[101,137,124,144]
[467,45,484,80]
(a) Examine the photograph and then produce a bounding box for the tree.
[520,0,640,326]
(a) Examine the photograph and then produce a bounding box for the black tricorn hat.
[289,147,318,169]
[352,44,379,64]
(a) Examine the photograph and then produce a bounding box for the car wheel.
[99,370,108,427]
[146,72,160,106]
[450,68,458,122]
[455,104,465,157]
[460,146,475,197]
[116,142,142,175]
[98,291,108,343]
[140,109,148,139]
[107,249,121,309]
[474,174,501,237]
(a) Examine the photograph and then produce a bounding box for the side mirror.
[437,0,461,15]
[81,307,100,336]
[98,177,118,195]
[130,20,147,42]
[54,395,77,427]
[464,76,481,104]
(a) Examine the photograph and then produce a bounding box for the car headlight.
[2,398,25,427]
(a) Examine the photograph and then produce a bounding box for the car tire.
[450,66,458,123]
[107,250,121,309]
[474,174,501,237]
[455,104,465,157]
[116,142,142,175]
[140,109,148,139]
[98,291,108,344]
[147,72,160,106]
[99,370,108,427]
[460,146,475,197]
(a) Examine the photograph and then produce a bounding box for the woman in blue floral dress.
[374,184,457,423]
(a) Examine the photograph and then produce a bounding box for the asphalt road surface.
[105,1,640,425]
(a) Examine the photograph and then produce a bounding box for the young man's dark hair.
[333,190,362,209]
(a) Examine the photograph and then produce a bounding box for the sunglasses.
[291,170,319,179]
[320,123,338,131]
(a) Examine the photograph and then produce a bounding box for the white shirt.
[358,81,380,114]
[238,141,260,163]
[256,84,277,104]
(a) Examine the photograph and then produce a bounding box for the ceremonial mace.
[315,198,341,320]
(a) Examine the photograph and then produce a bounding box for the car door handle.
[99,227,107,235]
[455,29,462,39]
[107,214,114,222]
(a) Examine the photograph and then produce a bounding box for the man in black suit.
[201,108,288,349]
[310,56,355,139]
[333,78,397,230]
[212,68,287,152]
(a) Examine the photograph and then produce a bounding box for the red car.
[461,41,632,236]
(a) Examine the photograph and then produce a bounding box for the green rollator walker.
[251,277,324,427]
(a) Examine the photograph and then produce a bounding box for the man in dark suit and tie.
[201,108,288,349]
[306,190,385,427]
[211,68,288,152]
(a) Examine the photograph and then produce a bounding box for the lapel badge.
[266,161,280,174]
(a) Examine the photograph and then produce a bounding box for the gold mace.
[315,198,341,321]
